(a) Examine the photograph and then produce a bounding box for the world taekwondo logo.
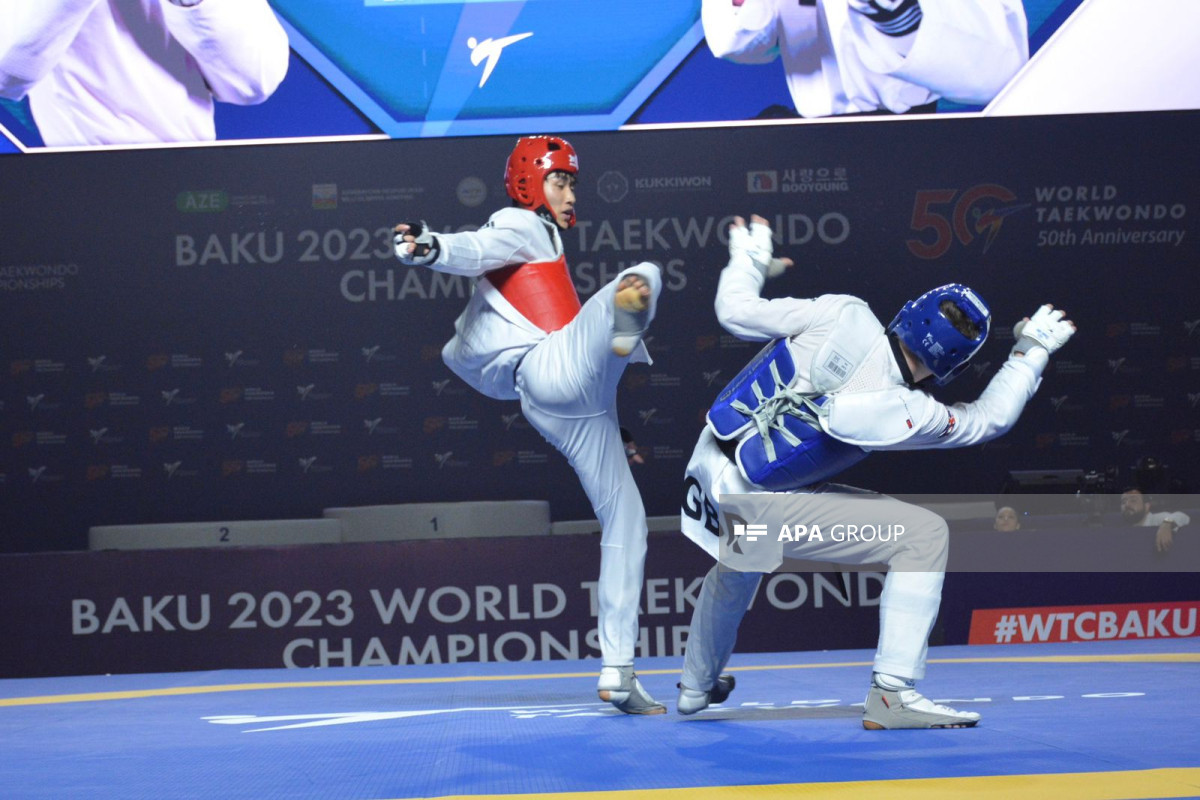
[467,31,533,88]
[204,703,612,733]
[1185,319,1200,338]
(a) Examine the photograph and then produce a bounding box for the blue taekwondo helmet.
[886,283,991,385]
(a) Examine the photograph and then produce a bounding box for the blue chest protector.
[707,338,868,491]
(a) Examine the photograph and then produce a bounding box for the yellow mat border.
[414,767,1200,800]
[2,652,1196,707]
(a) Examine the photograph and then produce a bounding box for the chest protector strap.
[487,254,582,333]
[707,338,868,491]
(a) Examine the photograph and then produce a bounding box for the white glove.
[729,217,789,280]
[166,0,205,7]
[393,221,439,266]
[1012,304,1075,357]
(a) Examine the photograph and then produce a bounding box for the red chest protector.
[487,254,582,333]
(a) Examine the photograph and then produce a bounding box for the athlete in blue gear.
[677,215,1075,728]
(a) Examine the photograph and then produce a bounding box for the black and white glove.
[1011,304,1075,364]
[393,221,440,265]
[729,217,789,280]
[847,0,923,37]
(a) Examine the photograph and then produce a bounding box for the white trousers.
[516,264,661,667]
[681,480,948,691]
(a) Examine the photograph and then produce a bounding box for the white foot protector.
[862,684,981,729]
[597,665,666,715]
[677,674,736,716]
[611,271,654,357]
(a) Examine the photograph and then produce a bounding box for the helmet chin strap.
[889,334,931,386]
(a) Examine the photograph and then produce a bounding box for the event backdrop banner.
[2,527,1196,679]
[1,111,1198,553]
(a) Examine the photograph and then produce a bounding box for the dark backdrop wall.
[2,111,1197,553]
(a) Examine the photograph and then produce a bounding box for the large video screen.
[4,0,1192,154]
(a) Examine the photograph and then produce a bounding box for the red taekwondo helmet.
[504,135,579,227]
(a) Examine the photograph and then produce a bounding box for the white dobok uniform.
[1137,510,1191,530]
[413,206,659,669]
[702,0,1028,117]
[0,0,289,146]
[679,252,1044,691]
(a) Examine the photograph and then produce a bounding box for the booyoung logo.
[747,171,778,193]
[467,31,533,88]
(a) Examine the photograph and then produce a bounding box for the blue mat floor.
[2,638,1198,799]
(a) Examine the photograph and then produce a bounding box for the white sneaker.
[677,674,736,716]
[597,666,666,715]
[862,685,981,729]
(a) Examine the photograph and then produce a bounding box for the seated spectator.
[993,506,1022,531]
[1120,488,1190,553]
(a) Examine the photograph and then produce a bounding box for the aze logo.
[906,184,1028,259]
